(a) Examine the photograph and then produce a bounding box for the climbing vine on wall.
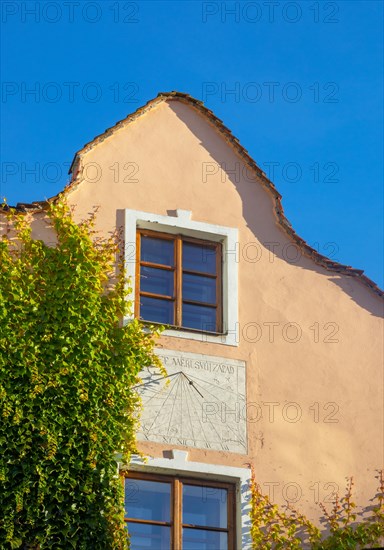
[0,200,162,549]
[250,467,384,549]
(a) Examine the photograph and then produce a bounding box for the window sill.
[141,320,223,336]
[137,320,238,346]
[164,327,237,346]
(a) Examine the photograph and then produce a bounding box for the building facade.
[4,92,383,549]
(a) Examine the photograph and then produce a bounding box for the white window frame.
[119,451,252,550]
[124,209,239,346]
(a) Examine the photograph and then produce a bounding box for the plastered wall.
[3,99,383,523]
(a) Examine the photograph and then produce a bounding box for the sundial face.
[135,349,247,454]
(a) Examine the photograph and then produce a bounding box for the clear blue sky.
[1,0,383,286]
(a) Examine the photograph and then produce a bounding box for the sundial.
[134,349,247,454]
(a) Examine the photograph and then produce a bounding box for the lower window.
[123,472,236,549]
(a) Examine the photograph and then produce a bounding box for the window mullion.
[134,232,141,318]
[173,478,182,550]
[175,236,183,327]
[216,243,223,333]
[228,483,235,550]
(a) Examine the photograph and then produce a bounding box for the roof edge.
[3,91,383,298]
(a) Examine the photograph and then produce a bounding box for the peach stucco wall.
[4,99,383,522]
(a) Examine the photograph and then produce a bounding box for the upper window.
[135,229,222,333]
[124,209,239,346]
[123,472,235,550]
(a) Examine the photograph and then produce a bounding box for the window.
[124,209,239,346]
[135,230,222,333]
[123,472,236,550]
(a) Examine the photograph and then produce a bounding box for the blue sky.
[1,0,383,286]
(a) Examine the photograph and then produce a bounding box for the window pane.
[182,303,217,331]
[183,485,228,528]
[183,528,228,550]
[140,296,174,325]
[183,273,216,304]
[183,242,217,274]
[124,479,171,522]
[141,236,174,266]
[141,266,174,297]
[127,523,170,550]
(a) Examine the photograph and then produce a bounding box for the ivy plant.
[0,200,162,549]
[250,468,384,549]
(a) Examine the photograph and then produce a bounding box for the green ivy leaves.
[250,468,384,549]
[0,200,161,549]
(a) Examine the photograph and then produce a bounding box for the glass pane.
[183,528,228,550]
[140,296,174,325]
[127,522,170,550]
[124,479,171,522]
[183,241,217,274]
[182,303,217,331]
[141,235,174,266]
[141,266,174,297]
[183,273,216,304]
[183,485,228,528]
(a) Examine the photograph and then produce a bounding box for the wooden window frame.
[122,471,236,550]
[135,229,223,333]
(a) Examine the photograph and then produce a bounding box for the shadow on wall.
[165,101,383,319]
